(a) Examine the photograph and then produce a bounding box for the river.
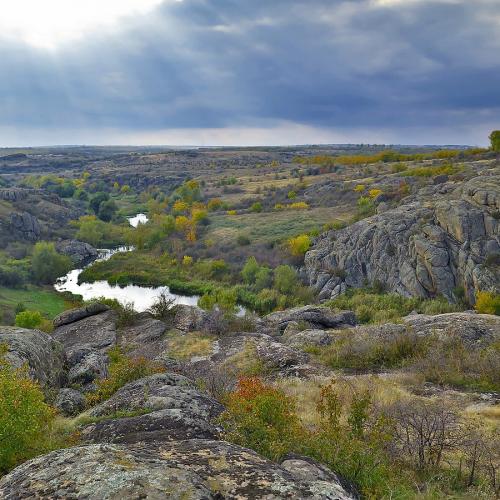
[54,214,200,312]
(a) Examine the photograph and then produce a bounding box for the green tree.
[242,256,260,285]
[15,311,43,329]
[489,130,500,152]
[31,242,72,284]
[89,191,109,214]
[0,345,55,473]
[255,267,272,291]
[97,199,117,222]
[274,265,298,293]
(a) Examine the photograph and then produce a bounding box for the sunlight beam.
[0,0,169,49]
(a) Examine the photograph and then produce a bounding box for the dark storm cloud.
[0,0,499,144]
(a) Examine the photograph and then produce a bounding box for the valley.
[0,141,499,499]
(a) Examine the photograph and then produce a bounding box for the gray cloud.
[0,0,499,145]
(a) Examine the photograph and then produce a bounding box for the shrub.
[241,256,260,285]
[475,291,500,315]
[227,210,237,215]
[289,202,309,210]
[489,130,500,152]
[391,163,407,173]
[236,234,250,246]
[147,292,178,323]
[31,242,72,285]
[219,377,301,461]
[412,336,500,392]
[87,347,164,405]
[114,301,138,328]
[327,288,464,324]
[356,196,375,218]
[368,188,382,199]
[354,184,365,192]
[182,255,193,266]
[307,330,429,371]
[0,345,56,473]
[287,234,311,257]
[15,310,43,329]
[274,265,298,294]
[0,265,25,287]
[250,202,263,213]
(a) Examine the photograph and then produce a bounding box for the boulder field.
[1,303,498,498]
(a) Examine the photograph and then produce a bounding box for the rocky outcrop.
[53,307,116,389]
[264,305,356,333]
[282,328,333,348]
[81,373,224,444]
[305,175,500,304]
[53,302,110,328]
[55,388,86,416]
[403,311,500,347]
[185,331,320,379]
[281,454,359,499]
[0,327,66,388]
[0,441,356,499]
[340,311,500,348]
[56,239,99,267]
[9,211,41,241]
[173,304,210,332]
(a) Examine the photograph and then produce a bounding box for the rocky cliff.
[305,174,500,304]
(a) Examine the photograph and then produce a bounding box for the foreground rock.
[53,307,116,388]
[305,175,500,303]
[81,374,224,444]
[0,327,66,388]
[0,441,357,499]
[53,303,110,328]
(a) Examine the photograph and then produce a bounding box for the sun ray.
[0,0,167,49]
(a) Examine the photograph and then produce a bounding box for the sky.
[0,0,499,147]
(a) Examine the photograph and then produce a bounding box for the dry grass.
[167,331,215,360]
[222,341,265,376]
[275,374,413,428]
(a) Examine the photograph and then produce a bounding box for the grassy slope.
[208,207,349,245]
[0,286,68,319]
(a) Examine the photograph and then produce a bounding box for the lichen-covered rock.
[53,308,117,389]
[0,441,356,499]
[185,332,321,380]
[67,348,109,386]
[282,328,333,348]
[55,388,86,416]
[341,312,499,348]
[0,327,66,388]
[55,239,99,267]
[173,304,209,332]
[81,374,224,444]
[53,303,110,328]
[53,308,116,353]
[281,454,359,499]
[264,305,356,333]
[118,313,169,360]
[305,175,500,304]
[403,311,500,347]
